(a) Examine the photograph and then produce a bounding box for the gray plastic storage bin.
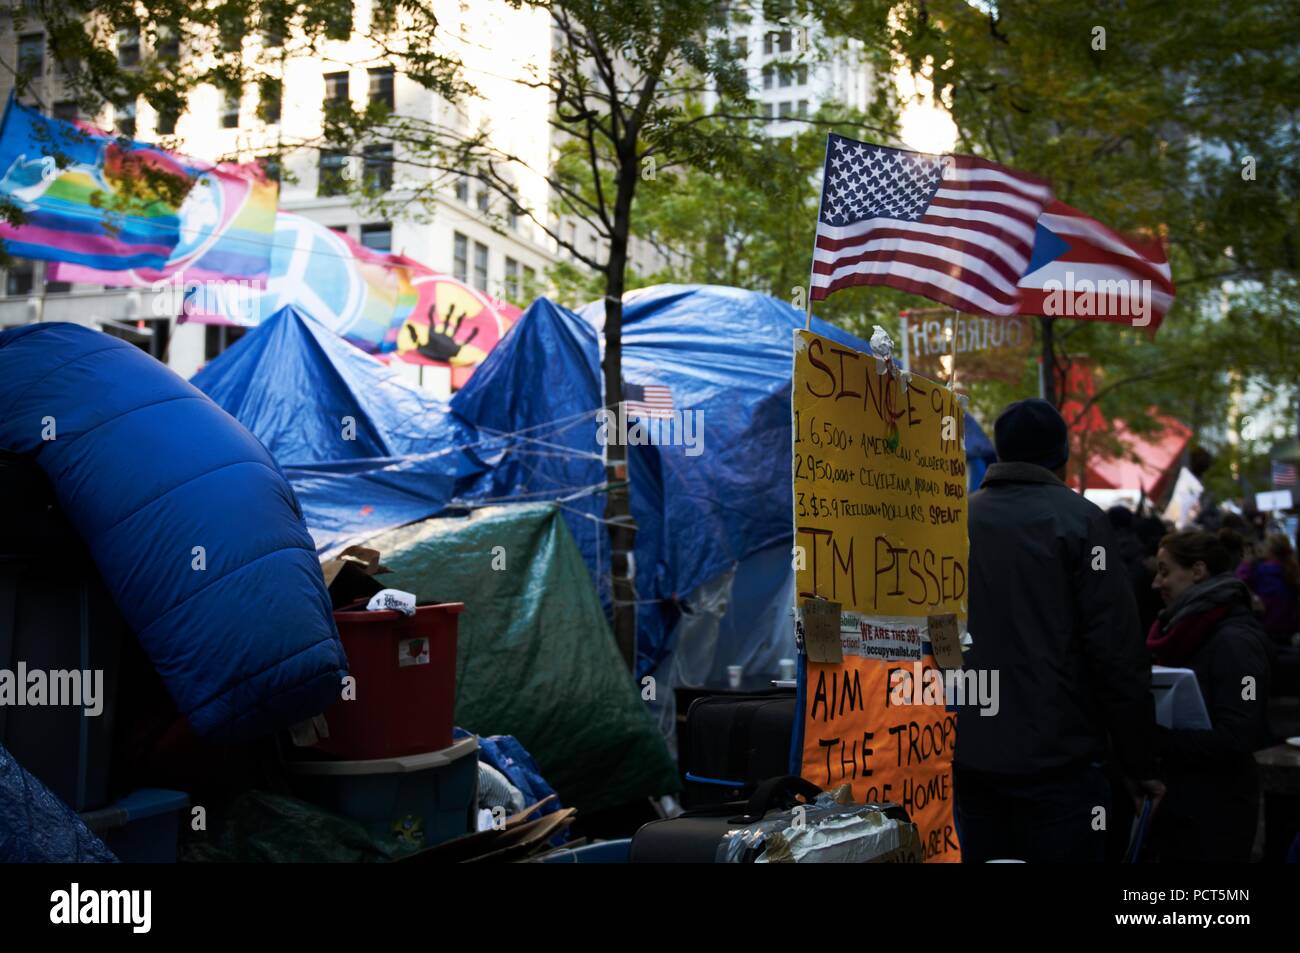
[285,735,479,849]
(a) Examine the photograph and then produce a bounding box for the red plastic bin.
[315,602,463,761]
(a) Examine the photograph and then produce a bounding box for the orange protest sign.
[791,328,968,863]
[800,654,961,862]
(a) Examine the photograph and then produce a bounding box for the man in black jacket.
[954,399,1164,863]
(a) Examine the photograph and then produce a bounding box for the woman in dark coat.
[1148,529,1272,863]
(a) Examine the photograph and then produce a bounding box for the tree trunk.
[603,158,641,673]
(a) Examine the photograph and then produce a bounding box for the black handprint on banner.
[406,304,480,363]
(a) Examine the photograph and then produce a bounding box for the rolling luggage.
[630,775,921,863]
[681,692,795,804]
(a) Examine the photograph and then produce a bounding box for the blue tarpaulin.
[192,285,996,679]
[0,743,117,862]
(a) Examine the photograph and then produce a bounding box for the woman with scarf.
[1148,529,1272,862]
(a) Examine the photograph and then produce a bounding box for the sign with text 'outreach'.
[792,329,969,862]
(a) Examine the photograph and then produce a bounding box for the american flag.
[811,134,1052,315]
[624,381,673,419]
[1273,459,1298,488]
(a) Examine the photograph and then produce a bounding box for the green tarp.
[362,503,678,815]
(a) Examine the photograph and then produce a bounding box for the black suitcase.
[682,692,795,804]
[630,775,918,863]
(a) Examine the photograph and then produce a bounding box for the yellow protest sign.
[792,328,968,863]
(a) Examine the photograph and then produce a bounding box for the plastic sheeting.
[191,285,996,683]
[192,305,471,466]
[362,503,679,814]
[0,743,117,862]
[0,322,347,742]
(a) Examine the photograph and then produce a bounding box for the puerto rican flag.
[1016,200,1175,334]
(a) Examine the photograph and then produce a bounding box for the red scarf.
[1146,604,1231,666]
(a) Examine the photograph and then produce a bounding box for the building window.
[762,102,773,118]
[156,26,180,61]
[53,101,78,123]
[778,101,793,118]
[368,67,394,109]
[779,68,793,88]
[363,144,393,192]
[261,17,286,49]
[476,187,490,213]
[221,89,240,128]
[103,318,170,360]
[797,99,809,118]
[504,257,519,300]
[796,65,808,85]
[762,65,774,90]
[18,34,44,77]
[204,323,246,361]
[454,176,469,202]
[324,71,350,104]
[360,223,392,252]
[157,105,179,135]
[117,26,141,68]
[318,150,348,196]
[452,232,468,283]
[6,263,35,296]
[116,101,137,138]
[735,36,748,60]
[44,274,72,294]
[522,264,536,298]
[472,241,488,291]
[258,78,281,124]
[765,30,792,55]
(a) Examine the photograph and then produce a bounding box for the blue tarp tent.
[192,305,473,467]
[0,322,347,742]
[193,286,993,688]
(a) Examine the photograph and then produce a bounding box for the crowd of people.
[955,398,1297,863]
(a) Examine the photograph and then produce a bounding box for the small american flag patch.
[623,382,674,419]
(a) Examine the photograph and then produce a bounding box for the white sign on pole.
[1163,467,1204,527]
[1255,489,1295,512]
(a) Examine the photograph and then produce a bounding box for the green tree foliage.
[641,0,1300,498]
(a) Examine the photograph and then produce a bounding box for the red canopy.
[1078,414,1192,499]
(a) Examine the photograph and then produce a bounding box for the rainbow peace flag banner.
[0,97,197,270]
[49,160,278,287]
[184,211,418,353]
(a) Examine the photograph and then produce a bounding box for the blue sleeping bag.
[0,323,347,741]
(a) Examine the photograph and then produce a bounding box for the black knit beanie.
[993,398,1070,472]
